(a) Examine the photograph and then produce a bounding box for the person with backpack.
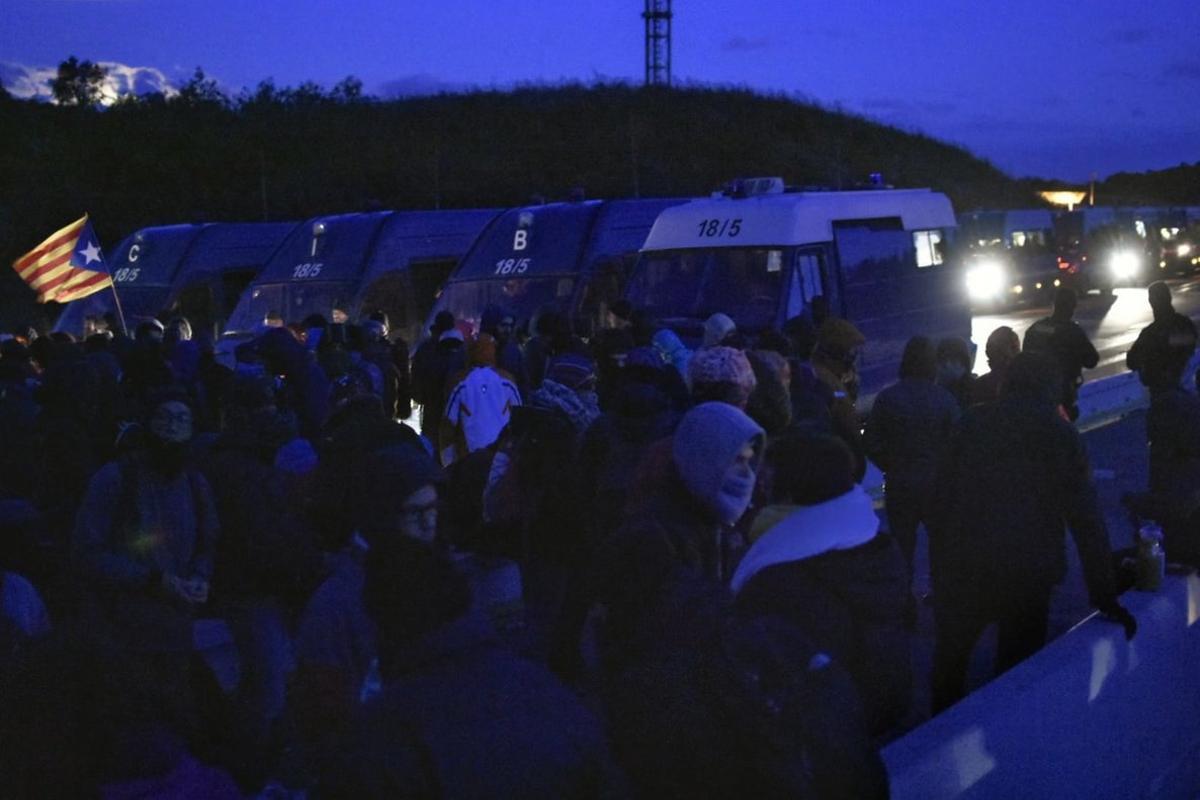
[733,432,912,735]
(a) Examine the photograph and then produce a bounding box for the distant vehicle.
[625,177,969,397]
[54,222,298,339]
[957,209,1062,309]
[1052,207,1166,293]
[424,196,689,339]
[221,208,500,347]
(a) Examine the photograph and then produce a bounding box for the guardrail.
[881,572,1200,799]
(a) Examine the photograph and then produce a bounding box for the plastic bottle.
[1136,523,1166,591]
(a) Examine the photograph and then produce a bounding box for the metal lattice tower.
[643,0,672,86]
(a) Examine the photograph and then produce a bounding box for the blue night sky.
[2,0,1198,181]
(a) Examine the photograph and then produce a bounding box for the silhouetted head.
[1052,286,1077,319]
[1148,281,1173,318]
[984,326,1021,372]
[898,336,937,381]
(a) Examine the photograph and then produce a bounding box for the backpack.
[606,576,889,799]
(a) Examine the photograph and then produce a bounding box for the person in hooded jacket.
[930,352,1136,713]
[551,402,765,680]
[732,432,912,736]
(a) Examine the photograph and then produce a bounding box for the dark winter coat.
[864,377,961,497]
[1127,310,1198,391]
[734,517,911,735]
[321,613,614,799]
[1022,314,1099,411]
[931,395,1117,605]
[72,456,219,653]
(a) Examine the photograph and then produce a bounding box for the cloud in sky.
[1,60,175,103]
[721,36,772,53]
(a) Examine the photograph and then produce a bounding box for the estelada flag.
[12,214,113,304]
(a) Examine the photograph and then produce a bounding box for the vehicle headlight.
[1109,251,1140,279]
[1178,243,1193,257]
[965,261,1005,302]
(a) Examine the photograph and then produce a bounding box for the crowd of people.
[0,283,1193,798]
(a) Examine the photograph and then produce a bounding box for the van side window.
[913,230,945,268]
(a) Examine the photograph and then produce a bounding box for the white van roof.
[641,188,956,251]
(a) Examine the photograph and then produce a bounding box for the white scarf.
[730,486,880,595]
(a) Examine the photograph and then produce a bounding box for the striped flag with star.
[12,215,114,304]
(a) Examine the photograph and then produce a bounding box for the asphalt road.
[971,275,1200,380]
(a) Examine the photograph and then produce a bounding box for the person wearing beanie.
[811,317,868,475]
[293,442,442,762]
[1022,287,1098,420]
[439,334,522,467]
[732,432,912,735]
[702,312,737,349]
[688,345,757,409]
[864,336,960,581]
[972,326,1020,406]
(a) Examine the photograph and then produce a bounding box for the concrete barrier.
[882,573,1200,799]
[1076,370,1150,432]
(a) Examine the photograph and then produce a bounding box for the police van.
[221,208,500,346]
[624,177,970,397]
[957,209,1063,310]
[54,221,298,339]
[423,197,689,339]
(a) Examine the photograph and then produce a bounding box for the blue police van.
[54,222,298,339]
[423,197,689,339]
[624,178,970,397]
[221,208,500,346]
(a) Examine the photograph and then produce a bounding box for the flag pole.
[108,279,128,337]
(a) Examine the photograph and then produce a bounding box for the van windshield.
[625,247,787,330]
[224,281,354,333]
[431,276,576,333]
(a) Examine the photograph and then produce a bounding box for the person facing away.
[1022,287,1099,420]
[972,326,1021,406]
[319,535,616,799]
[733,431,913,736]
[863,336,961,578]
[1126,280,1198,394]
[440,334,522,467]
[929,352,1135,713]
